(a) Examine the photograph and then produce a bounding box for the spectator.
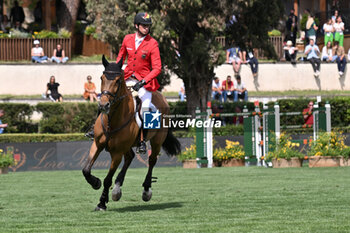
[178,81,186,102]
[0,109,8,134]
[212,77,222,102]
[51,44,69,63]
[304,38,321,77]
[242,48,259,77]
[222,75,234,102]
[0,15,11,33]
[226,46,242,74]
[46,75,63,102]
[323,19,334,46]
[283,40,298,64]
[10,1,24,28]
[303,101,314,127]
[348,48,350,61]
[285,9,298,46]
[233,75,248,102]
[321,41,333,62]
[83,75,98,102]
[306,14,318,43]
[332,10,339,24]
[333,16,345,47]
[332,41,347,76]
[31,40,48,63]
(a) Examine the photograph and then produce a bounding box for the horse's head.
[99,55,124,114]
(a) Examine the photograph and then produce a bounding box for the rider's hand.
[132,80,146,91]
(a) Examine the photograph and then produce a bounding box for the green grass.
[1,167,350,232]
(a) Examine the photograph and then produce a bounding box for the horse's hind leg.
[112,149,135,201]
[82,141,103,190]
[95,152,122,211]
[142,141,161,202]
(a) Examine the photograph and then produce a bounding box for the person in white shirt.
[333,16,345,47]
[178,82,186,102]
[283,40,298,64]
[233,75,248,102]
[348,48,350,61]
[212,77,222,102]
[31,40,48,63]
[321,41,333,62]
[323,19,333,46]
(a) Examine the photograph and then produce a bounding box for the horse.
[82,55,181,211]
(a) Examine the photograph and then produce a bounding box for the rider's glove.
[132,80,146,91]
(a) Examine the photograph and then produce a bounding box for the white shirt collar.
[135,33,146,50]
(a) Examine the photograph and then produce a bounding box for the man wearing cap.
[85,13,161,154]
[31,40,48,63]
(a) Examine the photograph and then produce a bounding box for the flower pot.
[340,157,350,167]
[308,156,341,167]
[214,158,245,167]
[0,167,9,174]
[272,158,302,168]
[182,159,197,169]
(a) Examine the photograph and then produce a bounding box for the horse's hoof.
[92,178,101,190]
[94,206,106,211]
[112,183,122,201]
[142,188,152,202]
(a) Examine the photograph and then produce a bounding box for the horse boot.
[85,125,95,140]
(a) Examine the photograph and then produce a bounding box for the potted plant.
[0,149,15,174]
[213,140,245,167]
[178,144,197,169]
[266,133,304,168]
[308,131,345,167]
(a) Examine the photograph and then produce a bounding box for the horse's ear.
[116,57,123,70]
[102,55,109,68]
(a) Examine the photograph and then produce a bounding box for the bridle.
[101,71,128,106]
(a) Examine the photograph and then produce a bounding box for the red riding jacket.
[116,33,161,92]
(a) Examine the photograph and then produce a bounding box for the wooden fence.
[0,38,71,61]
[215,36,284,60]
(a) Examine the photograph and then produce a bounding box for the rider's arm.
[143,41,161,84]
[116,37,127,64]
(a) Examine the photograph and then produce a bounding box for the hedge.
[0,133,86,143]
[0,97,350,135]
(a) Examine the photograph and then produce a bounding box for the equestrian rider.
[86,12,161,154]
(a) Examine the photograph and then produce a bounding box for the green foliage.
[266,132,304,160]
[308,131,347,157]
[9,29,31,38]
[0,103,36,133]
[0,133,86,143]
[300,13,308,31]
[58,28,72,38]
[84,25,96,36]
[213,140,245,161]
[178,144,196,162]
[268,29,281,37]
[0,148,15,167]
[34,30,59,39]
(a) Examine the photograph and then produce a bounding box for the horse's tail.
[162,129,181,156]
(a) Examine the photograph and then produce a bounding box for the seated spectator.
[303,101,314,127]
[222,75,234,102]
[178,81,186,102]
[0,109,8,134]
[321,41,333,62]
[0,15,11,33]
[304,38,321,77]
[284,40,298,64]
[83,75,98,102]
[348,48,350,61]
[212,77,222,102]
[323,19,334,46]
[332,41,347,76]
[233,75,248,102]
[46,75,63,102]
[242,48,259,77]
[51,44,69,63]
[226,46,242,74]
[31,40,48,63]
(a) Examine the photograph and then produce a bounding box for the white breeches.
[125,78,157,113]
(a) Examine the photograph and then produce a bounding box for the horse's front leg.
[112,149,135,201]
[142,142,161,202]
[95,152,122,211]
[82,141,104,190]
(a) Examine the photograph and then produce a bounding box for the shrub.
[35,30,59,39]
[58,28,71,38]
[0,148,15,167]
[0,103,36,133]
[84,25,96,36]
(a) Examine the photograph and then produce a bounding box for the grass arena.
[1,167,350,233]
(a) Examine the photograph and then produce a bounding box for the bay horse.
[82,55,181,211]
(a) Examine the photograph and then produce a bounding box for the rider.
[85,12,161,154]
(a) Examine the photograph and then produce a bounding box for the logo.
[143,13,150,19]
[143,110,161,129]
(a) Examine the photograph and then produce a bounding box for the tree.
[85,0,283,114]
[56,0,80,32]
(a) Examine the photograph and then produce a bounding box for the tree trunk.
[57,0,80,32]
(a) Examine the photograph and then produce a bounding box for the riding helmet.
[134,12,152,25]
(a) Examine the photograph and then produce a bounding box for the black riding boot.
[85,110,101,140]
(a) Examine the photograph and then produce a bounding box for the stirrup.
[137,141,147,154]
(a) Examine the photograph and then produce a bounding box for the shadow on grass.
[109,202,183,212]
